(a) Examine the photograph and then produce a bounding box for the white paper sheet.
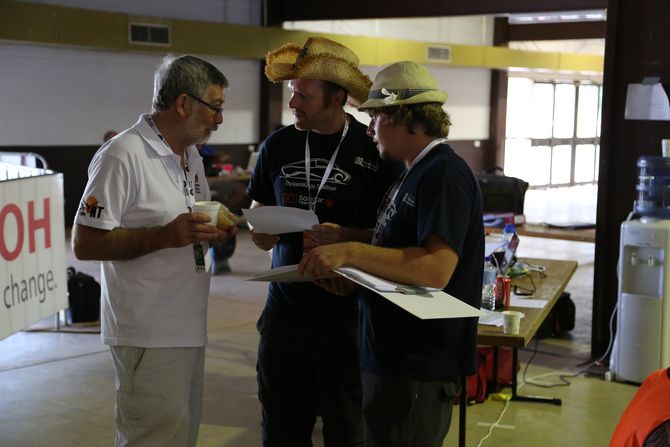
[510,295,548,309]
[485,234,505,257]
[333,267,440,293]
[625,81,670,121]
[334,267,483,320]
[248,264,332,282]
[242,206,319,234]
[248,265,483,320]
[478,310,504,326]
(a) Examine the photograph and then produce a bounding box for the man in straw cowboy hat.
[299,61,484,447]
[246,37,402,446]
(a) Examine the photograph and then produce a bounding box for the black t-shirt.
[247,115,403,324]
[359,143,484,380]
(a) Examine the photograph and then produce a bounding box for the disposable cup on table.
[502,310,523,334]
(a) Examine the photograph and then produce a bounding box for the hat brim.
[358,91,448,110]
[265,43,371,106]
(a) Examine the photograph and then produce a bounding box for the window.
[504,79,602,188]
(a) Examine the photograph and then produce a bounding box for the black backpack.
[66,267,101,323]
[537,292,576,338]
[477,166,529,215]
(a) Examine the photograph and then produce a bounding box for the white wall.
[3,5,492,145]
[281,65,490,141]
[0,43,260,146]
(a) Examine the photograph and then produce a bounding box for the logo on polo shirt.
[402,193,416,207]
[78,196,105,218]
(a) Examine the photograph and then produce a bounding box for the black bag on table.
[477,166,529,215]
[66,267,101,323]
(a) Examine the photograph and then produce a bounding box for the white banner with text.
[1,172,68,340]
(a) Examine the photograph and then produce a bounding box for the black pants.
[361,371,460,447]
[256,312,364,447]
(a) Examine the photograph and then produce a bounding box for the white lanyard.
[146,115,205,270]
[388,138,445,206]
[145,115,194,212]
[304,117,349,212]
[372,138,446,244]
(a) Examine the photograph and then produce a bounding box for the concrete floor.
[0,200,640,446]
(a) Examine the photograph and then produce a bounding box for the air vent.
[426,45,452,63]
[129,23,170,46]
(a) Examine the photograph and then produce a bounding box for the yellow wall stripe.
[0,1,603,73]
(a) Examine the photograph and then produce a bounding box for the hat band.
[367,88,435,100]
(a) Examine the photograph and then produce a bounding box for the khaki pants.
[110,346,205,447]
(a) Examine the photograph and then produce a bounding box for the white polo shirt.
[74,114,212,348]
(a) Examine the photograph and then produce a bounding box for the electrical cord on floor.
[520,339,581,388]
[475,343,589,447]
[475,398,512,447]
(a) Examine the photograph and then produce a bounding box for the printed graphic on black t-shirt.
[247,116,403,323]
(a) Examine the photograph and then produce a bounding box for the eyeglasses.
[185,93,224,114]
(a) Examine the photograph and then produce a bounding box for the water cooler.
[614,219,670,382]
[613,156,670,383]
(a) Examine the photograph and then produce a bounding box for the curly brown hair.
[367,103,451,138]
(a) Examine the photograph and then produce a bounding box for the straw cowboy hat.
[358,61,448,110]
[265,36,372,105]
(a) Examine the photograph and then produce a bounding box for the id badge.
[193,242,212,272]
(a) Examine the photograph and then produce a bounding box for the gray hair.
[152,54,228,112]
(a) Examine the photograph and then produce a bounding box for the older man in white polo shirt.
[72,54,236,447]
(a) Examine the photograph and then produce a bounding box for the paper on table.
[242,206,319,234]
[478,310,504,326]
[334,267,483,320]
[510,295,548,309]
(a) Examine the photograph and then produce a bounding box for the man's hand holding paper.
[298,242,353,278]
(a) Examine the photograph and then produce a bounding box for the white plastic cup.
[662,139,670,158]
[502,310,523,334]
[193,201,220,226]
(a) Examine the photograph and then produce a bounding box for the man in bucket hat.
[299,61,484,447]
[246,37,402,446]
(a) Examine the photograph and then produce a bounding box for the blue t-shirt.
[247,115,403,324]
[359,143,484,380]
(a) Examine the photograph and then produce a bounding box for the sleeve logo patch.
[78,196,105,218]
